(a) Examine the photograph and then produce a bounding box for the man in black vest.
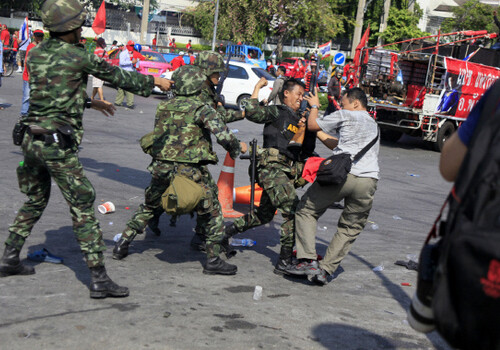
[224,77,318,274]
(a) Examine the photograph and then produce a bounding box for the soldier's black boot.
[220,234,237,259]
[190,232,206,252]
[203,257,237,275]
[89,266,129,298]
[147,215,161,236]
[0,245,35,277]
[112,238,130,260]
[273,246,293,275]
[221,223,238,259]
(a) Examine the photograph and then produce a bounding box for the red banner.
[92,1,106,35]
[442,58,500,119]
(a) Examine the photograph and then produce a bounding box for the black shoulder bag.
[316,129,379,186]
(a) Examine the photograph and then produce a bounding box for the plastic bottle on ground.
[230,238,256,247]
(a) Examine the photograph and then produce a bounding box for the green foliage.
[378,5,428,46]
[318,92,328,111]
[441,0,495,33]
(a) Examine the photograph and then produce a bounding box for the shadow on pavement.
[80,157,150,189]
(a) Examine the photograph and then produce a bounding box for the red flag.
[92,1,106,35]
[353,25,370,66]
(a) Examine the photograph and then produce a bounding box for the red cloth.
[92,0,106,35]
[132,51,145,61]
[22,42,36,81]
[152,38,157,46]
[170,55,185,70]
[302,157,326,183]
[13,37,18,51]
[94,47,109,60]
[189,55,195,65]
[186,42,191,50]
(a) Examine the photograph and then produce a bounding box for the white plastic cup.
[98,201,115,214]
[253,285,263,301]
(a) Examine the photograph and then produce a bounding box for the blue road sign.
[334,53,346,65]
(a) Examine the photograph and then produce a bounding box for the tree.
[186,0,347,58]
[441,0,495,34]
[377,4,428,47]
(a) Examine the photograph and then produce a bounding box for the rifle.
[215,52,233,106]
[240,139,257,213]
[288,65,319,150]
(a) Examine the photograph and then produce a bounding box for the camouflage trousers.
[230,159,306,249]
[7,136,106,268]
[121,160,224,258]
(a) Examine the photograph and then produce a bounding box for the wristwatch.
[310,105,319,109]
[85,98,92,109]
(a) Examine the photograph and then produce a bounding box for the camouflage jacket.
[24,37,155,144]
[200,80,244,123]
[152,95,241,164]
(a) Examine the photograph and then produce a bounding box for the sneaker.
[307,268,329,285]
[16,67,23,73]
[286,259,321,276]
[125,105,135,110]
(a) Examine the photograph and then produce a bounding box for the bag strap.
[353,128,379,162]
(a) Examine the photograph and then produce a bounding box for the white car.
[222,60,275,109]
[154,60,275,110]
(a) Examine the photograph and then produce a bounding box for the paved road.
[0,72,452,349]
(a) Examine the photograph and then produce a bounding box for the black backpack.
[431,80,500,350]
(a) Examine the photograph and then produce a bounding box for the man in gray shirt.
[265,65,286,105]
[287,87,379,285]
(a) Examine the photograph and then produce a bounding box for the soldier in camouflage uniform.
[147,52,242,256]
[113,65,247,275]
[224,77,318,274]
[0,0,172,299]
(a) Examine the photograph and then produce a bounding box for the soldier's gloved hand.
[154,77,174,91]
[240,142,248,154]
[92,99,116,117]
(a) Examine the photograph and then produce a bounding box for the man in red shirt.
[20,30,44,116]
[168,38,176,53]
[186,39,192,50]
[0,24,10,47]
[152,35,157,50]
[187,49,195,65]
[170,51,185,70]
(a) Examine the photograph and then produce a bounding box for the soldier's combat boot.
[190,232,206,252]
[89,266,129,298]
[273,246,293,275]
[0,245,35,277]
[147,215,161,236]
[220,234,237,259]
[112,238,130,260]
[203,257,237,275]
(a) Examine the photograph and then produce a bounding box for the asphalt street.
[0,72,453,350]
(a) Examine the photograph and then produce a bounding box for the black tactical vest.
[263,105,316,161]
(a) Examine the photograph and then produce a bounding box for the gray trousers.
[295,174,378,275]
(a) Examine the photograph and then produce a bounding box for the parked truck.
[225,44,266,69]
[357,31,500,151]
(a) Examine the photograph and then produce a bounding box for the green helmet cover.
[41,0,87,33]
[194,51,225,77]
[172,65,206,96]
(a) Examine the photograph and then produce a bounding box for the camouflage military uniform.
[117,65,241,264]
[6,37,155,268]
[226,97,316,273]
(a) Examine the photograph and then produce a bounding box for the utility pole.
[377,0,391,46]
[140,0,150,45]
[211,0,220,51]
[351,0,367,58]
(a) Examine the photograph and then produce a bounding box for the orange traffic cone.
[233,185,263,207]
[217,152,244,218]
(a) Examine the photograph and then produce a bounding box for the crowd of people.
[0,0,381,300]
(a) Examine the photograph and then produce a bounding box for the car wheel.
[433,121,455,152]
[237,94,251,111]
[380,128,403,143]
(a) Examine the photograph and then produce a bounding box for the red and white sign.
[444,57,500,119]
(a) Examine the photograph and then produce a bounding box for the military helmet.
[194,51,225,77]
[41,0,87,33]
[172,65,206,96]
